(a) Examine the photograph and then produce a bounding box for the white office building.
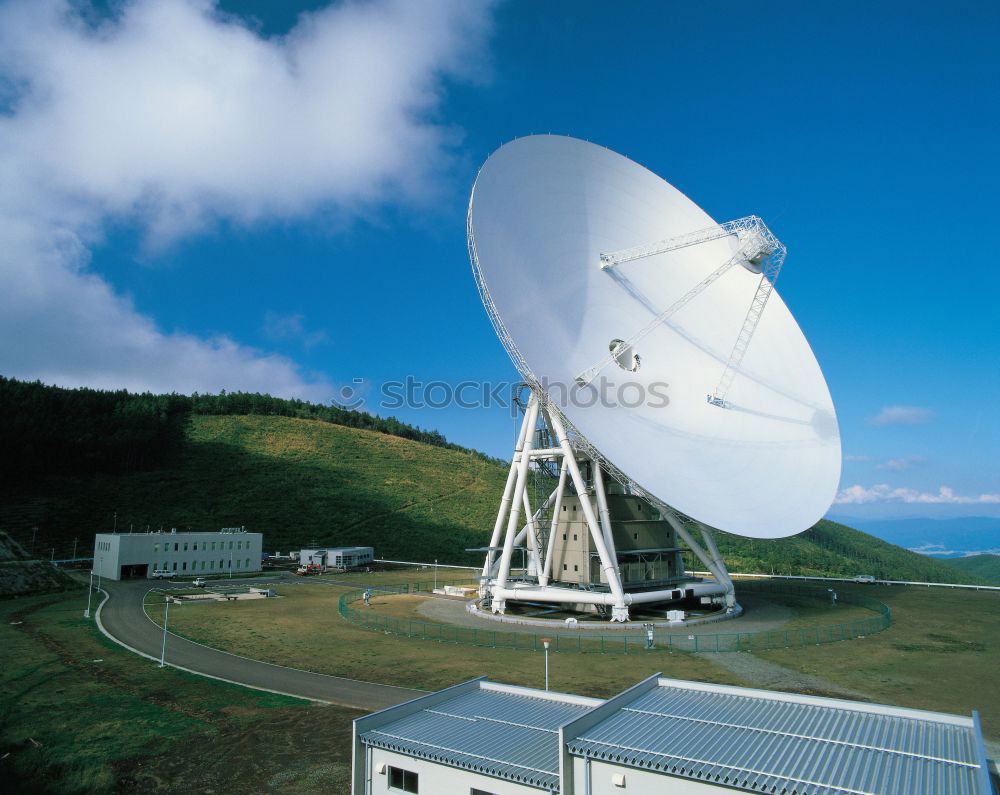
[92,529,263,580]
[353,675,991,795]
[300,546,374,570]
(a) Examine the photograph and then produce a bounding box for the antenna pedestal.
[480,387,738,623]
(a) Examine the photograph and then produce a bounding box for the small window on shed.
[573,534,578,541]
[574,564,578,572]
[388,766,418,793]
[563,564,567,571]
[634,533,639,540]
[562,533,566,541]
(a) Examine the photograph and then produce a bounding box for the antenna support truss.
[577,215,786,406]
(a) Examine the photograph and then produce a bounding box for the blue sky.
[1,0,997,520]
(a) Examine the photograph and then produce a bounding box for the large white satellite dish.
[469,135,839,621]
[469,135,840,539]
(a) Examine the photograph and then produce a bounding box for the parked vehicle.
[295,564,323,576]
[192,577,207,587]
[151,569,172,580]
[853,574,876,584]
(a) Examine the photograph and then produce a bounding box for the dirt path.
[703,651,871,701]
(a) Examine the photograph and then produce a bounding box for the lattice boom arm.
[599,215,762,270]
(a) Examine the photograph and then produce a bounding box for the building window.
[220,559,224,569]
[574,564,579,572]
[573,534,578,541]
[245,558,250,568]
[236,559,241,569]
[174,543,179,552]
[193,543,198,551]
[183,543,188,551]
[182,562,187,571]
[562,533,566,540]
[562,505,566,512]
[211,542,216,551]
[201,561,206,570]
[172,562,177,571]
[388,767,418,793]
[229,541,233,550]
[210,560,215,570]
[154,544,159,553]
[634,533,639,540]
[563,564,567,571]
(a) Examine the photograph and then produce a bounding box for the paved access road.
[96,574,423,711]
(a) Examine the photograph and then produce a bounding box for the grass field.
[759,584,1000,739]
[152,578,1000,745]
[0,590,361,793]
[149,581,748,698]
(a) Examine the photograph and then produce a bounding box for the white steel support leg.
[493,394,540,612]
[539,460,568,586]
[522,489,541,576]
[546,404,629,621]
[591,460,617,562]
[664,511,729,590]
[482,398,535,585]
[698,522,736,609]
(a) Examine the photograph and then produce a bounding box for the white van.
[151,569,172,580]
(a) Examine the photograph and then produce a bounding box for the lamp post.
[434,559,438,590]
[72,537,78,562]
[541,637,551,690]
[84,570,94,618]
[159,594,170,667]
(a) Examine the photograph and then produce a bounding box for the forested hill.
[0,377,984,585]
[0,375,497,481]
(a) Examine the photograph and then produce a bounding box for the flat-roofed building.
[353,675,992,795]
[300,546,374,570]
[92,528,262,580]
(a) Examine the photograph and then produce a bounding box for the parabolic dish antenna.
[469,135,840,539]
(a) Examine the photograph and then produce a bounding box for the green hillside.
[0,411,985,584]
[940,554,1000,585]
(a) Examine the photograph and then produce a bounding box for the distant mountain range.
[830,516,1000,558]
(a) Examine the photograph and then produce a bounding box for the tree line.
[0,376,499,479]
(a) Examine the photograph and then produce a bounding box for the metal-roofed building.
[352,675,992,795]
[300,546,373,570]
[353,678,600,794]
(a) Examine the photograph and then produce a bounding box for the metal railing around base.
[337,580,892,654]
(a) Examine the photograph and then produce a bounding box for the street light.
[84,569,94,618]
[541,637,551,691]
[159,594,170,668]
[434,559,438,590]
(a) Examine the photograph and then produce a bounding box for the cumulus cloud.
[878,455,926,472]
[835,484,1000,505]
[869,405,933,426]
[0,0,492,397]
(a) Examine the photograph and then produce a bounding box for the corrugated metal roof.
[360,686,592,791]
[566,682,987,795]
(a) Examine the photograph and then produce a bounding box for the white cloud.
[0,0,491,397]
[263,311,329,349]
[878,455,926,472]
[835,484,1000,505]
[869,405,933,426]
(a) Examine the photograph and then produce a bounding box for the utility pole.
[542,638,551,691]
[72,537,78,562]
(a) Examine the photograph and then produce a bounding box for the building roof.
[359,681,599,790]
[564,677,990,795]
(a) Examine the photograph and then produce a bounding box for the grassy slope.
[940,554,1000,585]
[0,414,984,582]
[0,590,359,794]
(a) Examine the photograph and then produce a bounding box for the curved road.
[95,575,423,710]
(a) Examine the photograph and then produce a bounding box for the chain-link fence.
[338,579,891,654]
